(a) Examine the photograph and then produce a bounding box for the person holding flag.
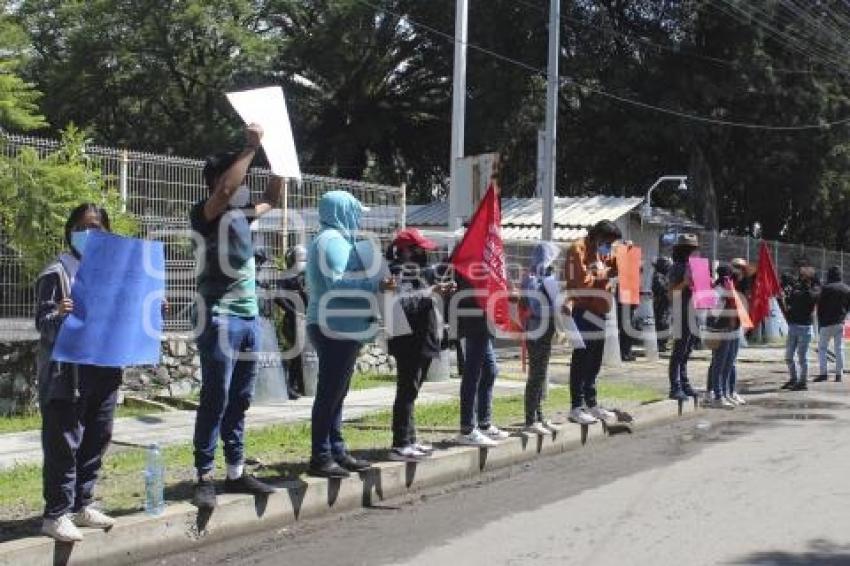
[563,220,624,425]
[450,181,515,447]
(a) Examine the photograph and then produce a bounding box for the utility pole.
[541,0,560,241]
[449,0,468,233]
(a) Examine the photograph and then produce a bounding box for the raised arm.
[254,175,284,218]
[202,124,263,222]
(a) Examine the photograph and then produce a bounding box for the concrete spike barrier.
[0,399,693,566]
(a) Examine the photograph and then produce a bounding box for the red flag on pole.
[749,241,782,328]
[450,182,512,331]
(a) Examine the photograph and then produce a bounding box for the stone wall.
[0,341,38,415]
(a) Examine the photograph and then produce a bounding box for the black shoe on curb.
[813,374,828,383]
[681,385,698,397]
[307,461,351,479]
[780,380,796,390]
[791,381,808,391]
[335,453,372,472]
[669,390,689,402]
[836,375,843,383]
[193,478,217,510]
[223,474,276,495]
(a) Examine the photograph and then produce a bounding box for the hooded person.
[814,266,849,383]
[667,233,701,401]
[305,190,393,478]
[521,241,561,435]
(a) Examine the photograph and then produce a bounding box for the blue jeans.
[708,337,739,398]
[193,315,259,475]
[786,324,813,383]
[460,333,498,433]
[669,328,698,394]
[818,324,845,376]
[308,325,362,464]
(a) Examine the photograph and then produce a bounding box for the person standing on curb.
[190,124,279,510]
[521,241,561,435]
[385,229,455,462]
[667,234,701,402]
[780,266,820,391]
[651,257,673,352]
[706,265,742,409]
[563,220,623,426]
[306,191,395,478]
[814,266,849,383]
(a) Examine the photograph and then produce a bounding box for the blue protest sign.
[53,231,165,367]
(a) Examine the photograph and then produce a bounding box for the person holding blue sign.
[190,124,281,510]
[36,204,123,542]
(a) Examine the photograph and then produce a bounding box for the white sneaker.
[74,506,116,529]
[411,442,434,455]
[389,446,427,462]
[455,429,498,447]
[523,422,552,436]
[542,420,562,432]
[731,393,746,405]
[588,406,616,423]
[724,395,740,406]
[481,425,510,441]
[42,514,84,542]
[568,407,599,425]
[711,397,734,409]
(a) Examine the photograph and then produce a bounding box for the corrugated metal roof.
[406,201,449,226]
[500,226,587,242]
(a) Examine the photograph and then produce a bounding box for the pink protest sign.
[688,256,715,309]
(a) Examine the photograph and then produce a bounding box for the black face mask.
[410,252,428,266]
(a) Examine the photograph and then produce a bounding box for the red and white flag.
[450,182,513,331]
[749,241,782,328]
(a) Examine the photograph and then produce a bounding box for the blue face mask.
[597,243,612,257]
[71,230,91,255]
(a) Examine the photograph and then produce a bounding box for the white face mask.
[229,186,250,208]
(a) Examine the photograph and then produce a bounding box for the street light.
[641,175,688,222]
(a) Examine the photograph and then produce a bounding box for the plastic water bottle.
[144,443,165,515]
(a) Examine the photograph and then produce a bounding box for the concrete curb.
[0,399,697,566]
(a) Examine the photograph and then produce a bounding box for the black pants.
[618,304,637,358]
[41,366,121,519]
[654,306,670,351]
[569,309,606,409]
[392,354,433,448]
[669,329,698,394]
[287,354,304,397]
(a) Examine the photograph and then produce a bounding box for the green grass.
[0,381,660,532]
[349,372,396,390]
[0,405,168,434]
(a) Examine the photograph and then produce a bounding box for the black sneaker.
[791,381,808,391]
[669,390,689,402]
[780,380,797,390]
[307,460,351,479]
[681,385,698,397]
[813,374,828,383]
[223,474,276,495]
[836,375,843,383]
[335,453,372,472]
[193,477,217,510]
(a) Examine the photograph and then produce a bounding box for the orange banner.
[726,279,754,330]
[616,245,641,305]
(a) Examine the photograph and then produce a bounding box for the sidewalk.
[0,379,529,470]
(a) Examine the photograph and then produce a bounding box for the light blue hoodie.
[522,241,561,322]
[306,191,379,340]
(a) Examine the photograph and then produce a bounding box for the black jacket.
[387,262,442,359]
[784,280,820,326]
[817,281,850,327]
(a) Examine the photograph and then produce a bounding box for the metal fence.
[0,133,404,339]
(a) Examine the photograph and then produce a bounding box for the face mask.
[411,252,428,266]
[597,243,612,257]
[71,230,91,255]
[229,186,250,208]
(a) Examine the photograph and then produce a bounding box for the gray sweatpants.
[525,322,555,425]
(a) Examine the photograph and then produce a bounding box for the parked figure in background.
[276,245,308,398]
[616,285,638,362]
[667,234,701,401]
[706,265,744,408]
[780,266,820,391]
[564,220,623,425]
[521,241,562,435]
[814,266,850,383]
[306,191,395,478]
[253,246,291,402]
[385,229,454,462]
[37,204,122,542]
[652,257,673,352]
[190,124,279,511]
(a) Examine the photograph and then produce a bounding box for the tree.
[0,10,46,131]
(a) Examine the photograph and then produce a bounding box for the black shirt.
[817,281,850,327]
[668,261,692,323]
[387,262,442,359]
[785,280,820,326]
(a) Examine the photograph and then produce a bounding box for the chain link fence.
[0,133,404,339]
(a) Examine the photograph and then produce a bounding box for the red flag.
[749,241,782,327]
[451,183,512,331]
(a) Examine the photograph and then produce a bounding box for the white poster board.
[226,86,301,180]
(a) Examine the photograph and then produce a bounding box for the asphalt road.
[145,385,850,566]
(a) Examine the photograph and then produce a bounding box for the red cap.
[392,228,438,251]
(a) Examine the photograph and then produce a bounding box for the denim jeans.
[818,323,845,377]
[525,321,555,424]
[569,309,606,409]
[308,325,362,464]
[669,328,698,394]
[193,315,259,475]
[41,366,121,519]
[459,333,498,433]
[786,324,813,383]
[708,337,739,399]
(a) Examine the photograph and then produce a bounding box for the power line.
[355,0,850,132]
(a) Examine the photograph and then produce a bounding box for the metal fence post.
[119,149,129,213]
[401,183,407,229]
